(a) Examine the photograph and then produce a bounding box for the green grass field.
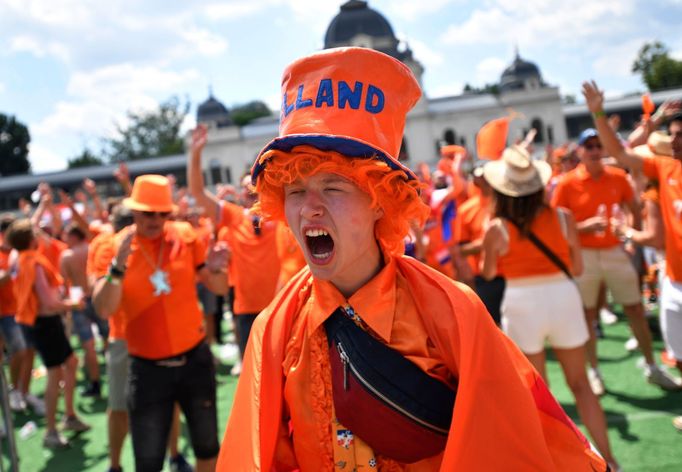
[3,312,681,471]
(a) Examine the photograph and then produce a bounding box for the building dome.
[197,92,233,127]
[500,51,545,92]
[324,1,398,53]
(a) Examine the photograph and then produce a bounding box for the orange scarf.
[217,257,606,471]
[14,250,63,326]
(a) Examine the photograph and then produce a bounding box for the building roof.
[500,51,544,92]
[197,93,233,126]
[324,1,396,48]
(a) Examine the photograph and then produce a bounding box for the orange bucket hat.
[123,175,174,212]
[251,47,421,184]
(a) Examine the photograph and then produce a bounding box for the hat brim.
[483,159,552,197]
[251,134,417,185]
[122,198,175,213]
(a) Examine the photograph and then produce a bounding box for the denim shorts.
[0,315,29,354]
[127,341,218,471]
[72,298,109,342]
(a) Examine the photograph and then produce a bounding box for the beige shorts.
[106,339,130,412]
[502,274,589,354]
[576,247,641,309]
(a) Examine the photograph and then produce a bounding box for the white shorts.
[502,274,589,354]
[660,277,682,361]
[576,247,641,309]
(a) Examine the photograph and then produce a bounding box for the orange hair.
[255,145,429,256]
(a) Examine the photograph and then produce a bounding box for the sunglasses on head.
[141,211,171,218]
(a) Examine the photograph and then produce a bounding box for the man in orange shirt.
[551,127,679,395]
[188,126,281,368]
[584,80,682,425]
[93,175,229,472]
[217,47,608,471]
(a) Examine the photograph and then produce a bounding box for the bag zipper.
[335,341,449,435]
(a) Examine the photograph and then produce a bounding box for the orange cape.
[14,250,63,326]
[217,257,606,471]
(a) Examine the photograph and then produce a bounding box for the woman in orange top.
[480,146,618,470]
[6,218,90,449]
[93,175,229,472]
[217,48,608,471]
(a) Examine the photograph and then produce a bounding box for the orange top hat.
[476,117,509,160]
[251,47,421,184]
[123,175,174,212]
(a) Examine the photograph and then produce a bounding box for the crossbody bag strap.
[508,220,573,280]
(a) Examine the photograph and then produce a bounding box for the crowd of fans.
[0,73,680,472]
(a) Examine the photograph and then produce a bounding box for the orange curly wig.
[255,145,428,256]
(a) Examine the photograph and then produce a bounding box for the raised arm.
[582,81,643,173]
[187,124,221,225]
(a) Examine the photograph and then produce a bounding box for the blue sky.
[1,0,681,173]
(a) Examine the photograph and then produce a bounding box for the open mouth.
[304,228,335,263]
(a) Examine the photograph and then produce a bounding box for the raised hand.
[115,226,136,268]
[83,178,97,196]
[206,239,230,272]
[191,124,208,159]
[582,80,604,114]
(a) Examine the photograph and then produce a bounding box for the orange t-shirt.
[0,249,17,316]
[452,195,490,276]
[14,250,63,326]
[643,156,682,282]
[38,237,68,271]
[87,232,126,341]
[115,222,207,359]
[276,224,306,287]
[218,202,280,315]
[499,207,571,280]
[551,164,634,249]
[281,258,453,470]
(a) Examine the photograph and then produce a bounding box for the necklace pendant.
[149,269,171,296]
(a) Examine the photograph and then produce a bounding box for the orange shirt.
[280,258,452,470]
[218,202,280,315]
[276,224,306,287]
[38,237,68,271]
[551,164,634,249]
[218,257,607,471]
[0,249,17,316]
[452,195,490,276]
[643,156,682,282]
[14,250,62,326]
[87,232,126,341]
[499,207,571,280]
[116,222,206,359]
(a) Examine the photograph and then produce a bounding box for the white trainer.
[9,389,26,412]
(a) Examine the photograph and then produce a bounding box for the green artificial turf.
[2,312,681,471]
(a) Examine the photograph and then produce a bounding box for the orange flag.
[642,94,655,120]
[476,117,509,160]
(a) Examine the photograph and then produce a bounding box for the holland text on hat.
[282,80,385,117]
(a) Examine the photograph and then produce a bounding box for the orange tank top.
[500,207,571,280]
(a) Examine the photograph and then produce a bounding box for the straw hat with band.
[483,146,552,197]
[123,175,175,213]
[632,131,674,158]
[250,47,421,185]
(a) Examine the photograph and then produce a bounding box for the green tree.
[68,148,103,168]
[0,113,31,176]
[231,100,272,126]
[632,41,682,91]
[106,96,189,162]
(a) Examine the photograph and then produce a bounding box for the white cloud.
[8,35,70,62]
[592,39,644,78]
[32,64,200,169]
[203,2,265,20]
[398,36,444,67]
[0,82,5,94]
[387,0,456,21]
[179,28,229,57]
[28,142,67,173]
[475,57,506,85]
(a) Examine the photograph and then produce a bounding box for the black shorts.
[127,341,218,472]
[22,315,73,368]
